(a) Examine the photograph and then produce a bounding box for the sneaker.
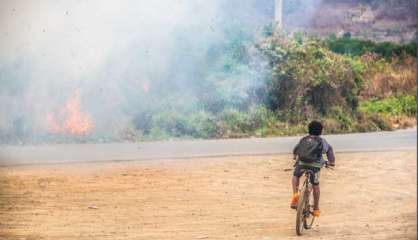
[313,209,320,217]
[290,193,299,209]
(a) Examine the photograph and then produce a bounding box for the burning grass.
[46,90,94,136]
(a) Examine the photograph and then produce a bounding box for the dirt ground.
[0,150,416,240]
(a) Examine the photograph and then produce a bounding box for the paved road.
[0,128,415,166]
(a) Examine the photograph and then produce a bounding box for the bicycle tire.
[295,183,307,236]
[303,185,315,229]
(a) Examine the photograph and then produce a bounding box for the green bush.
[325,37,417,58]
[247,105,277,129]
[133,33,416,141]
[215,106,280,138]
[257,36,363,121]
[217,108,252,137]
[359,95,416,117]
[187,111,218,138]
[146,110,219,139]
[150,110,194,138]
[328,106,354,131]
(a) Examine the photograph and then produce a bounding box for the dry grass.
[361,55,416,99]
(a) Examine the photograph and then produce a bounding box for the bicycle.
[295,161,332,236]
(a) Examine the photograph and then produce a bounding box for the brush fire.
[46,90,94,135]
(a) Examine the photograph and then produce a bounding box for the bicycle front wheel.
[295,185,307,236]
[303,185,315,229]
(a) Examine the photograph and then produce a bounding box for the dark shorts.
[293,162,321,185]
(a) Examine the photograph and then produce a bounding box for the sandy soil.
[0,150,416,240]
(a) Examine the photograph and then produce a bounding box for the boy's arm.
[322,138,335,166]
[326,145,335,166]
[293,142,300,160]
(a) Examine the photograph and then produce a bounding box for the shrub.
[247,105,277,129]
[356,95,416,131]
[217,108,252,137]
[359,54,416,98]
[354,111,392,132]
[133,34,416,141]
[359,95,416,117]
[257,36,363,121]
[215,106,280,138]
[367,114,393,131]
[148,110,202,138]
[328,106,354,131]
[321,117,344,134]
[145,110,219,139]
[325,37,417,58]
[187,111,218,138]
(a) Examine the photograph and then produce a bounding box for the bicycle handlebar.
[324,161,335,170]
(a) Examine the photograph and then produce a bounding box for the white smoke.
[0,0,272,143]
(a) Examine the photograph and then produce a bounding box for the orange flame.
[47,90,94,135]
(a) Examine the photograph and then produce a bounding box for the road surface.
[0,128,415,166]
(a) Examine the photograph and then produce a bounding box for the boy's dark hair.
[308,121,323,136]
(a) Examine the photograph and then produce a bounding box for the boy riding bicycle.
[290,121,335,217]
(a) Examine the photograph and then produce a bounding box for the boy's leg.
[311,170,321,216]
[292,175,299,194]
[313,185,320,210]
[290,163,302,209]
[292,162,302,193]
[290,176,300,209]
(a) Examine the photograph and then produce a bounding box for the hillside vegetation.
[126,30,416,141]
[3,23,415,143]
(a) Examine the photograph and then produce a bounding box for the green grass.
[326,35,416,58]
[359,95,416,117]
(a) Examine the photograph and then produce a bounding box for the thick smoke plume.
[0,0,275,143]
